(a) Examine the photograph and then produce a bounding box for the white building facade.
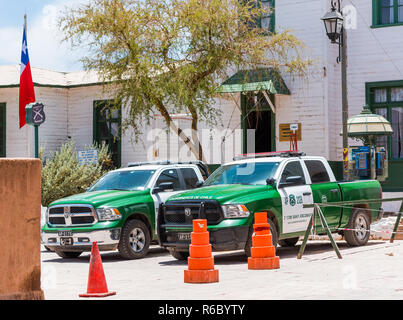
[1,0,403,190]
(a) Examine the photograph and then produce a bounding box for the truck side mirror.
[153,182,174,194]
[266,178,276,187]
[196,181,204,188]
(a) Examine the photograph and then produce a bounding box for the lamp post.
[321,0,349,181]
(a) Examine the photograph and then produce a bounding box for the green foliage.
[60,0,312,162]
[41,141,114,207]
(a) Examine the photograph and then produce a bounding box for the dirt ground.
[41,239,403,300]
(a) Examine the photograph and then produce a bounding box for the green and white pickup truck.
[41,161,207,259]
[158,152,383,260]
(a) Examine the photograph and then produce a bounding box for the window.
[93,100,121,168]
[368,82,403,159]
[204,162,280,186]
[244,0,275,33]
[155,169,181,191]
[89,170,156,191]
[259,0,275,33]
[280,161,305,184]
[373,0,403,26]
[180,168,199,189]
[304,160,330,184]
[0,103,5,157]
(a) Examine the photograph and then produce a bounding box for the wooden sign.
[279,123,302,142]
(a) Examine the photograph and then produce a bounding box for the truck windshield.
[204,162,280,186]
[88,170,156,191]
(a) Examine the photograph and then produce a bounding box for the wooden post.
[390,201,403,243]
[316,205,342,259]
[297,207,314,259]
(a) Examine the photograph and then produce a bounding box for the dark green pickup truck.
[158,153,383,260]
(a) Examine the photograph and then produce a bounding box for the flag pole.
[24,14,39,158]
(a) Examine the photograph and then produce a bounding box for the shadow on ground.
[41,246,169,263]
[158,240,388,266]
[42,240,388,265]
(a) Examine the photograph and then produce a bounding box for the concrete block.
[0,159,44,300]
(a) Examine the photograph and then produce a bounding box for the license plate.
[58,230,73,237]
[60,237,73,246]
[178,233,191,241]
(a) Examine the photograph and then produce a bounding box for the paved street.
[42,240,403,300]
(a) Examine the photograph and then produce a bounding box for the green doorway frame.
[93,100,122,168]
[241,92,276,154]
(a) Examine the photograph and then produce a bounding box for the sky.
[0,0,88,72]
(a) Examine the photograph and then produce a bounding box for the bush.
[41,141,114,207]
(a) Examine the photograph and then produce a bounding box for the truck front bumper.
[160,226,250,252]
[41,228,121,252]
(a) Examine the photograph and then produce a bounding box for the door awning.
[219,68,290,95]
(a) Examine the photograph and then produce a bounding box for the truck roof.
[113,163,201,173]
[227,155,328,166]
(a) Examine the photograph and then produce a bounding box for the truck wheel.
[55,250,83,259]
[344,208,370,247]
[118,220,151,259]
[244,217,278,257]
[168,249,189,261]
[278,237,299,247]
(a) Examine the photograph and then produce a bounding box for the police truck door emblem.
[289,194,296,206]
[184,208,192,217]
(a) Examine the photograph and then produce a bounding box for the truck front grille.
[48,205,97,227]
[163,200,222,225]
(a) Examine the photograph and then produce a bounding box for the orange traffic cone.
[79,242,116,298]
[248,212,280,270]
[184,219,219,283]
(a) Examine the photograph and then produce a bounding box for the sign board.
[25,102,46,126]
[77,149,98,165]
[290,123,299,131]
[279,123,302,142]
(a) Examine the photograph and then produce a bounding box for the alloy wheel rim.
[129,228,146,252]
[355,214,368,241]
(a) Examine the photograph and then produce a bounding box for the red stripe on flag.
[19,61,35,128]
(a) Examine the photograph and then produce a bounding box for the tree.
[60,0,311,165]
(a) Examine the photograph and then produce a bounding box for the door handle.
[330,189,339,193]
[303,192,312,196]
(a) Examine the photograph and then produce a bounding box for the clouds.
[0,0,88,72]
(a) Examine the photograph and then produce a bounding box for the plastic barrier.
[79,242,116,298]
[248,212,280,270]
[184,219,219,283]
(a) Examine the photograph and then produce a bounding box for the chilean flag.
[19,20,36,128]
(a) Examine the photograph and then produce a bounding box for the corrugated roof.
[0,65,102,88]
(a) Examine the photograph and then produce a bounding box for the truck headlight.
[96,208,122,221]
[222,204,250,218]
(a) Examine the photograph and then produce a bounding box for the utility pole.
[341,27,349,181]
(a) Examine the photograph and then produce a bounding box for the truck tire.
[118,219,151,259]
[168,249,189,260]
[278,237,299,247]
[344,208,371,247]
[244,217,278,257]
[55,250,83,259]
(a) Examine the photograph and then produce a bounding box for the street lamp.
[321,0,349,181]
[321,5,344,44]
